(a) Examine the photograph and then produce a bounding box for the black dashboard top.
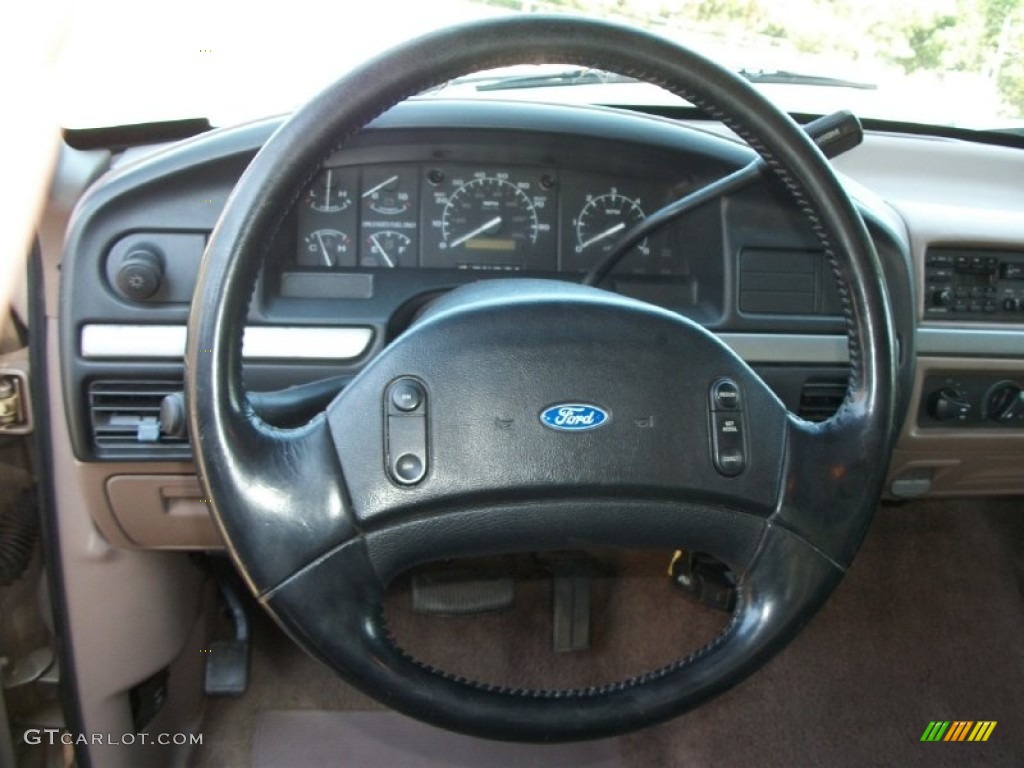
[59,99,914,461]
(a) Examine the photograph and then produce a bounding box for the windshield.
[55,0,1024,132]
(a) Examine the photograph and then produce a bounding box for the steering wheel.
[186,15,896,742]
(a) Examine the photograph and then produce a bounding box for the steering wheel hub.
[330,278,787,526]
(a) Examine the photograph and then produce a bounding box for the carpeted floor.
[189,498,1024,768]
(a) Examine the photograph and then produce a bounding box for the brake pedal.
[204,575,250,696]
[411,570,514,615]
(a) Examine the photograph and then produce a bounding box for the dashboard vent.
[798,378,847,422]
[88,380,189,457]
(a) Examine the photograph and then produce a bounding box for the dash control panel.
[924,248,1024,321]
[709,378,747,476]
[918,372,1024,429]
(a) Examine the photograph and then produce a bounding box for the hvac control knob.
[927,388,971,422]
[983,381,1024,422]
[115,248,164,300]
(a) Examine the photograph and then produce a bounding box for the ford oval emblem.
[540,403,610,432]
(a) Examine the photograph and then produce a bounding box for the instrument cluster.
[293,163,692,277]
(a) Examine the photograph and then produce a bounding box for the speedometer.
[442,176,538,252]
[422,168,556,271]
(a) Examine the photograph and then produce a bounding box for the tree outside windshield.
[483,0,1024,123]
[53,0,1023,129]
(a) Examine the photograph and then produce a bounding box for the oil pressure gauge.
[303,168,352,213]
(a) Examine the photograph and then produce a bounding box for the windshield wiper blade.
[738,69,876,90]
[457,66,876,94]
[474,68,639,92]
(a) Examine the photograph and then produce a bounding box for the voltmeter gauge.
[361,170,414,216]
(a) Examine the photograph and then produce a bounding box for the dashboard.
[51,98,1024,550]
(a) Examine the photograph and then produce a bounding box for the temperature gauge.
[298,228,353,268]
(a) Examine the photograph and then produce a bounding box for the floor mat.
[252,711,623,768]
[190,498,1024,768]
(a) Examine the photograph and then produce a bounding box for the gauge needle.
[362,175,399,198]
[315,230,332,267]
[449,216,502,249]
[580,221,626,249]
[369,233,395,267]
[323,169,333,210]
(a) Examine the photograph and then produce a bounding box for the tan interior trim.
[889,356,1024,497]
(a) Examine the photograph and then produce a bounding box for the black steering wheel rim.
[186,14,897,742]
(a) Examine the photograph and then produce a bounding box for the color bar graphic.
[921,721,950,741]
[921,721,996,742]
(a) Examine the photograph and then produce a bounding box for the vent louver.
[798,379,847,422]
[88,380,189,458]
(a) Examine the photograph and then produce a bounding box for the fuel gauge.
[362,231,411,268]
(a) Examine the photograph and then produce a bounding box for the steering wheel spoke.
[773,402,893,568]
[188,399,355,593]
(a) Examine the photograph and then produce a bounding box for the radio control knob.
[1002,297,1021,312]
[927,388,971,422]
[932,288,954,308]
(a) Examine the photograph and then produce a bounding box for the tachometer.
[575,190,648,260]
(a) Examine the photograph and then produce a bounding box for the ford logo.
[540,404,610,431]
